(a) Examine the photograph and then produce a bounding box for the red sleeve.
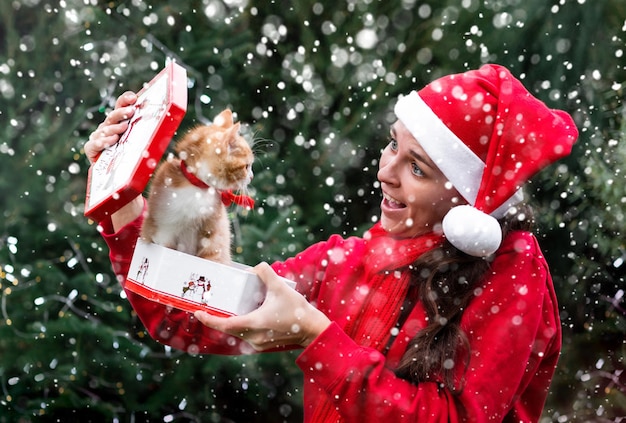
[297,322,460,422]
[295,232,561,422]
[97,199,254,355]
[270,235,342,303]
[98,201,145,282]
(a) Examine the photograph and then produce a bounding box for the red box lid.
[84,62,187,221]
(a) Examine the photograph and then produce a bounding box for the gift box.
[84,61,187,221]
[86,63,287,321]
[125,240,296,317]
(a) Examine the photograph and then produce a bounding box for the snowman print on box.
[181,274,212,304]
[134,256,212,306]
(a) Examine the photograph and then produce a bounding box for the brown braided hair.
[394,204,535,393]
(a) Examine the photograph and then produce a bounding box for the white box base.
[126,240,294,317]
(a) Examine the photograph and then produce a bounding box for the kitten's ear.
[213,109,234,128]
[226,122,242,147]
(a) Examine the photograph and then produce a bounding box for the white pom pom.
[442,205,502,257]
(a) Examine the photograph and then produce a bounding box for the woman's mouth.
[382,193,406,209]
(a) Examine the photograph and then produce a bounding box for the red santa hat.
[394,64,578,257]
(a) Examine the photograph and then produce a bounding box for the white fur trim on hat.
[442,205,502,257]
[394,91,484,205]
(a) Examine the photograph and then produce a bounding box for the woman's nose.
[377,155,398,186]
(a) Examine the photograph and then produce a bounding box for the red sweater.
[100,208,561,422]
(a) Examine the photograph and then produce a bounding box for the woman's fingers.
[105,104,136,126]
[85,92,138,164]
[193,310,246,336]
[193,262,330,350]
[193,311,269,349]
[85,123,126,163]
[114,91,137,109]
[252,262,291,295]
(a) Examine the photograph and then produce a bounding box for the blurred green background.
[0,0,624,421]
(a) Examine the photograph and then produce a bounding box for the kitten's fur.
[141,109,254,263]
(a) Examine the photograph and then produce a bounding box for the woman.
[86,64,578,422]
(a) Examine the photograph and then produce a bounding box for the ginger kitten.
[141,109,254,263]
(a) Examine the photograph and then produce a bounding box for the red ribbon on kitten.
[180,160,255,210]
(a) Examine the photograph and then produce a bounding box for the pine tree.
[1,0,624,421]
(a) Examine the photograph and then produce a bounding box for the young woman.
[85,64,578,422]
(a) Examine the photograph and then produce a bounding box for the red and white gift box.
[125,240,296,317]
[86,63,292,319]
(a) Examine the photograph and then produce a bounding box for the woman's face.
[377,120,463,238]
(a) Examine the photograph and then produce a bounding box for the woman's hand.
[84,91,138,164]
[194,262,331,351]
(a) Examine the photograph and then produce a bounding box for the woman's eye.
[389,138,398,151]
[411,162,424,177]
